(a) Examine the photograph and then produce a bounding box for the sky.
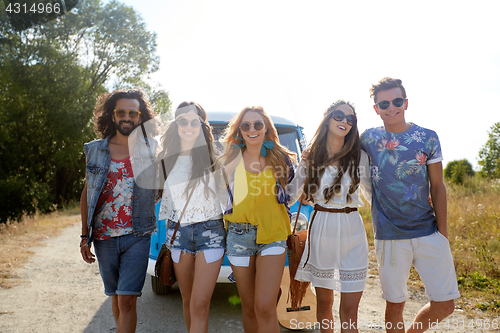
[117,0,500,170]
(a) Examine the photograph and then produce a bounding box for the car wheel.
[151,275,172,295]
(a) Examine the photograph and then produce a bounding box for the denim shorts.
[226,222,286,257]
[94,233,151,297]
[166,218,226,254]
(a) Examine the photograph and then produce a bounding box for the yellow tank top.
[224,161,291,244]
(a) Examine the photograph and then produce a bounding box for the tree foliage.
[0,0,171,222]
[444,159,475,185]
[478,123,500,179]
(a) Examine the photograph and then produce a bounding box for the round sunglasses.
[331,110,356,126]
[114,109,141,120]
[239,120,264,132]
[176,117,202,128]
[376,97,406,110]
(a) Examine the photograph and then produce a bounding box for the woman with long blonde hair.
[220,106,296,333]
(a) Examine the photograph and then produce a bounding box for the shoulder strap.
[292,202,302,234]
[168,186,195,249]
[140,123,155,164]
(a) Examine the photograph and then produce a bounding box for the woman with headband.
[158,102,227,333]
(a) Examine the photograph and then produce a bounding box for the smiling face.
[328,103,355,138]
[240,111,266,147]
[112,98,142,136]
[373,87,409,132]
[176,109,202,145]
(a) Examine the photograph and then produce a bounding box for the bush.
[0,176,53,223]
[444,159,475,185]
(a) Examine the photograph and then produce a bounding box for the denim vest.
[84,136,158,243]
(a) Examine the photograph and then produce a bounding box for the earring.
[231,136,246,149]
[260,140,275,157]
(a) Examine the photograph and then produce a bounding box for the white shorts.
[375,231,460,303]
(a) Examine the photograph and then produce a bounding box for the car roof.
[207,111,300,128]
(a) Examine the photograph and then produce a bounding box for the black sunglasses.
[331,110,356,126]
[176,117,202,128]
[376,97,406,110]
[239,120,264,132]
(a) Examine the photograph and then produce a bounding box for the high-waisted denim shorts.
[166,218,226,254]
[226,221,286,257]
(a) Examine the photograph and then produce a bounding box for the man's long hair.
[157,102,221,200]
[93,88,156,138]
[303,100,360,203]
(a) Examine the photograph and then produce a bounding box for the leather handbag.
[155,184,195,286]
[286,203,311,310]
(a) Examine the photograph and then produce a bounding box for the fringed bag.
[286,203,312,311]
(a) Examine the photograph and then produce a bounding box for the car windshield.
[210,124,302,156]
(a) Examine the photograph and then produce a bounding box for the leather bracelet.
[80,234,88,239]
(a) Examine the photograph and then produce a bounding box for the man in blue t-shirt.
[360,78,459,333]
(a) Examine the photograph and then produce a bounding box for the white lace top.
[158,156,227,225]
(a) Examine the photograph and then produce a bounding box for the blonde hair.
[220,106,297,187]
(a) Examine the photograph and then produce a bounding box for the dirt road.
[0,222,497,332]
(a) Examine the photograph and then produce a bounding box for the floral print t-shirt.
[360,124,442,240]
[94,157,134,240]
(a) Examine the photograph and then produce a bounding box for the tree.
[444,159,475,185]
[478,123,500,178]
[0,0,171,222]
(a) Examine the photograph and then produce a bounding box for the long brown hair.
[219,106,297,188]
[303,100,360,203]
[157,102,220,200]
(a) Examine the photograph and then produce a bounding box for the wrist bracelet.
[80,234,88,239]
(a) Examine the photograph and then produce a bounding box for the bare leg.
[174,252,196,331]
[116,295,138,333]
[315,287,334,333]
[112,295,119,323]
[231,257,257,333]
[188,252,223,333]
[406,300,455,333]
[339,292,362,333]
[254,252,285,333]
[385,301,405,333]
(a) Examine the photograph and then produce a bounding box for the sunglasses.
[376,97,406,110]
[331,110,357,126]
[114,109,141,120]
[176,117,202,128]
[239,120,264,132]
